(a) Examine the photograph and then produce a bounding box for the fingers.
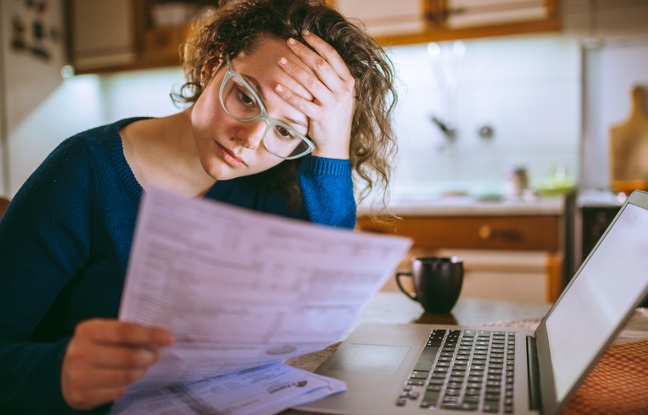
[276,59,320,116]
[278,33,355,114]
[281,43,338,107]
[274,61,314,102]
[63,363,146,407]
[62,319,175,411]
[63,384,127,412]
[66,363,147,390]
[76,318,175,347]
[277,31,355,159]
[68,341,160,369]
[63,347,151,410]
[292,31,354,84]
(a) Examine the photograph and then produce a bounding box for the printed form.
[115,187,411,414]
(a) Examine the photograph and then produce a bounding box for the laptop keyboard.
[396,329,516,413]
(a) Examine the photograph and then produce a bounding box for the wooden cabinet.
[68,0,139,72]
[68,0,561,73]
[333,0,561,46]
[358,214,560,251]
[359,214,563,302]
[67,0,207,73]
[332,0,428,39]
[141,25,192,66]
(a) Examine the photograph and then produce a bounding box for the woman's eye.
[237,88,256,107]
[276,126,296,140]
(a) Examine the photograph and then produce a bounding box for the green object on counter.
[536,183,575,195]
[536,165,575,195]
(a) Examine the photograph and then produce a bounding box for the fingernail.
[288,38,297,46]
[279,57,288,65]
[275,84,284,93]
[303,29,310,37]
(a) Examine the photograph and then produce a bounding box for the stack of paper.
[112,188,412,414]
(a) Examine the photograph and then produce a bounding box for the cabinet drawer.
[358,215,561,251]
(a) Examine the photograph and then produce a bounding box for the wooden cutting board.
[609,85,648,192]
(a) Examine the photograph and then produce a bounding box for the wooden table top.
[354,291,552,329]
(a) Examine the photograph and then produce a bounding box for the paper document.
[110,362,345,415]
[117,187,411,407]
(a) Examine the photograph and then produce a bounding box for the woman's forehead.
[233,39,313,100]
[236,37,312,74]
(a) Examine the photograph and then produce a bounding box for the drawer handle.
[478,225,492,240]
[478,225,523,242]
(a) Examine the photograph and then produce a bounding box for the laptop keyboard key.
[414,346,440,371]
[420,391,440,408]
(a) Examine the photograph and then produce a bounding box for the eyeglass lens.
[220,74,312,159]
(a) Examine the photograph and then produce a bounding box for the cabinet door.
[332,0,559,46]
[334,0,428,37]
[69,0,137,71]
[444,0,551,29]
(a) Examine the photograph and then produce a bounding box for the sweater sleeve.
[0,137,96,414]
[296,156,356,229]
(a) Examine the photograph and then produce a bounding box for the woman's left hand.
[276,31,355,160]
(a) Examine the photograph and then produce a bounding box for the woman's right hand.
[61,318,175,411]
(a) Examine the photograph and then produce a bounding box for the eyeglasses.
[219,55,315,160]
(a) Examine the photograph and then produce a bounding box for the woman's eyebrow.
[243,74,308,129]
[243,74,266,101]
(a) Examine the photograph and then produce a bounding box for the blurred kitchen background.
[2,0,648,304]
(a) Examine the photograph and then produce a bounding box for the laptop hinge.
[526,336,542,411]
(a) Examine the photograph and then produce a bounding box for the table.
[286,292,553,375]
[354,291,552,327]
[286,292,648,415]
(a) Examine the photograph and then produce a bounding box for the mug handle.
[395,271,418,301]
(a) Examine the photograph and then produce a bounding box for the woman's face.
[191,37,312,181]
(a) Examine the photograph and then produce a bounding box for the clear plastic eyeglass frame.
[219,55,315,160]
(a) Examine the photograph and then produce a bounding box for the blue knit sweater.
[0,118,356,414]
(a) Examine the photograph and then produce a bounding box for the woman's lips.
[215,142,246,167]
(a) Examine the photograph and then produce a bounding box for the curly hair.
[173,0,398,215]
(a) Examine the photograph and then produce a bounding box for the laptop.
[297,190,648,415]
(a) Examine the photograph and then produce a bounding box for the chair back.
[0,196,10,218]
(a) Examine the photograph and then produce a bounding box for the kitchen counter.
[356,193,566,301]
[359,194,565,217]
[577,188,626,208]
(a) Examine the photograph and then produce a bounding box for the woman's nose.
[235,120,266,149]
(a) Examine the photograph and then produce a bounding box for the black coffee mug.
[395,256,464,314]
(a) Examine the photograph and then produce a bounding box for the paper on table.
[119,187,412,393]
[110,362,345,415]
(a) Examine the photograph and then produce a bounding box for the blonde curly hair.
[174,0,398,214]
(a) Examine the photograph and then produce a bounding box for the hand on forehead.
[277,49,316,101]
[236,38,316,102]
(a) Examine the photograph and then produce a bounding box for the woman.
[0,0,397,413]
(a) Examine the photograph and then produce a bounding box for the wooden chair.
[0,196,10,218]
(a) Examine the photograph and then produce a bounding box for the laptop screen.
[543,201,648,402]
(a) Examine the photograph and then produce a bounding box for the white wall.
[560,0,648,189]
[581,40,648,189]
[97,68,186,122]
[4,67,184,196]
[6,76,105,193]
[0,0,67,196]
[387,35,581,198]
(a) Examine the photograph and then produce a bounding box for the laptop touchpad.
[327,344,410,374]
